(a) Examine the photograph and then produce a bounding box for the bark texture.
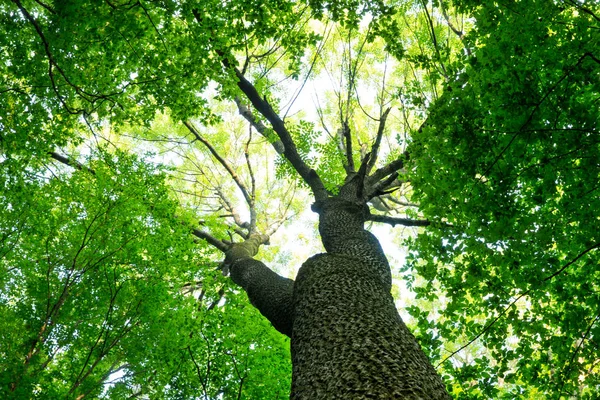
[227,196,451,398]
[291,196,451,399]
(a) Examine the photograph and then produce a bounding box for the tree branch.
[191,228,229,253]
[366,107,392,175]
[223,62,329,201]
[49,152,95,174]
[229,257,294,337]
[367,157,405,184]
[543,241,600,282]
[184,121,253,209]
[342,121,355,173]
[234,96,285,155]
[437,290,531,368]
[244,126,257,231]
[214,187,250,230]
[367,214,431,227]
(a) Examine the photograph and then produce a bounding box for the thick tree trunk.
[228,196,451,399]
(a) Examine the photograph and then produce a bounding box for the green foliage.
[407,0,600,397]
[6,0,600,397]
[0,150,291,398]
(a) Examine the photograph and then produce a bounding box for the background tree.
[1,0,599,398]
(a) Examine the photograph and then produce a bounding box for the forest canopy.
[1,0,599,398]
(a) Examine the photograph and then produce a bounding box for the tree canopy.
[1,0,599,398]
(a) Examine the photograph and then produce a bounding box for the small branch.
[214,187,249,230]
[367,214,431,227]
[543,242,600,282]
[558,311,600,397]
[437,290,531,368]
[184,121,253,209]
[244,126,257,231]
[419,0,449,79]
[283,22,331,120]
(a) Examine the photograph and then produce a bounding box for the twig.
[437,290,531,367]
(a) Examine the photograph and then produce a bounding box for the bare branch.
[283,22,332,120]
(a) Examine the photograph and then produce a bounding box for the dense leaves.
[407,1,600,398]
[0,151,290,398]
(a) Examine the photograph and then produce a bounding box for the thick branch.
[367,172,401,200]
[342,122,354,173]
[191,228,229,253]
[224,63,329,201]
[366,107,392,175]
[367,214,431,227]
[234,96,285,155]
[229,258,294,337]
[367,157,405,188]
[223,234,293,336]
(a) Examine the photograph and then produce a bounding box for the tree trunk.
[228,196,451,399]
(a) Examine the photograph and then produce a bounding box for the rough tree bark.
[225,177,451,399]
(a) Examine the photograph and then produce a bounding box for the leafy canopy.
[1,0,600,398]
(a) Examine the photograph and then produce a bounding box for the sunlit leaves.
[408,0,600,397]
[0,149,291,398]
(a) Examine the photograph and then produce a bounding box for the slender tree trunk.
[228,195,451,399]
